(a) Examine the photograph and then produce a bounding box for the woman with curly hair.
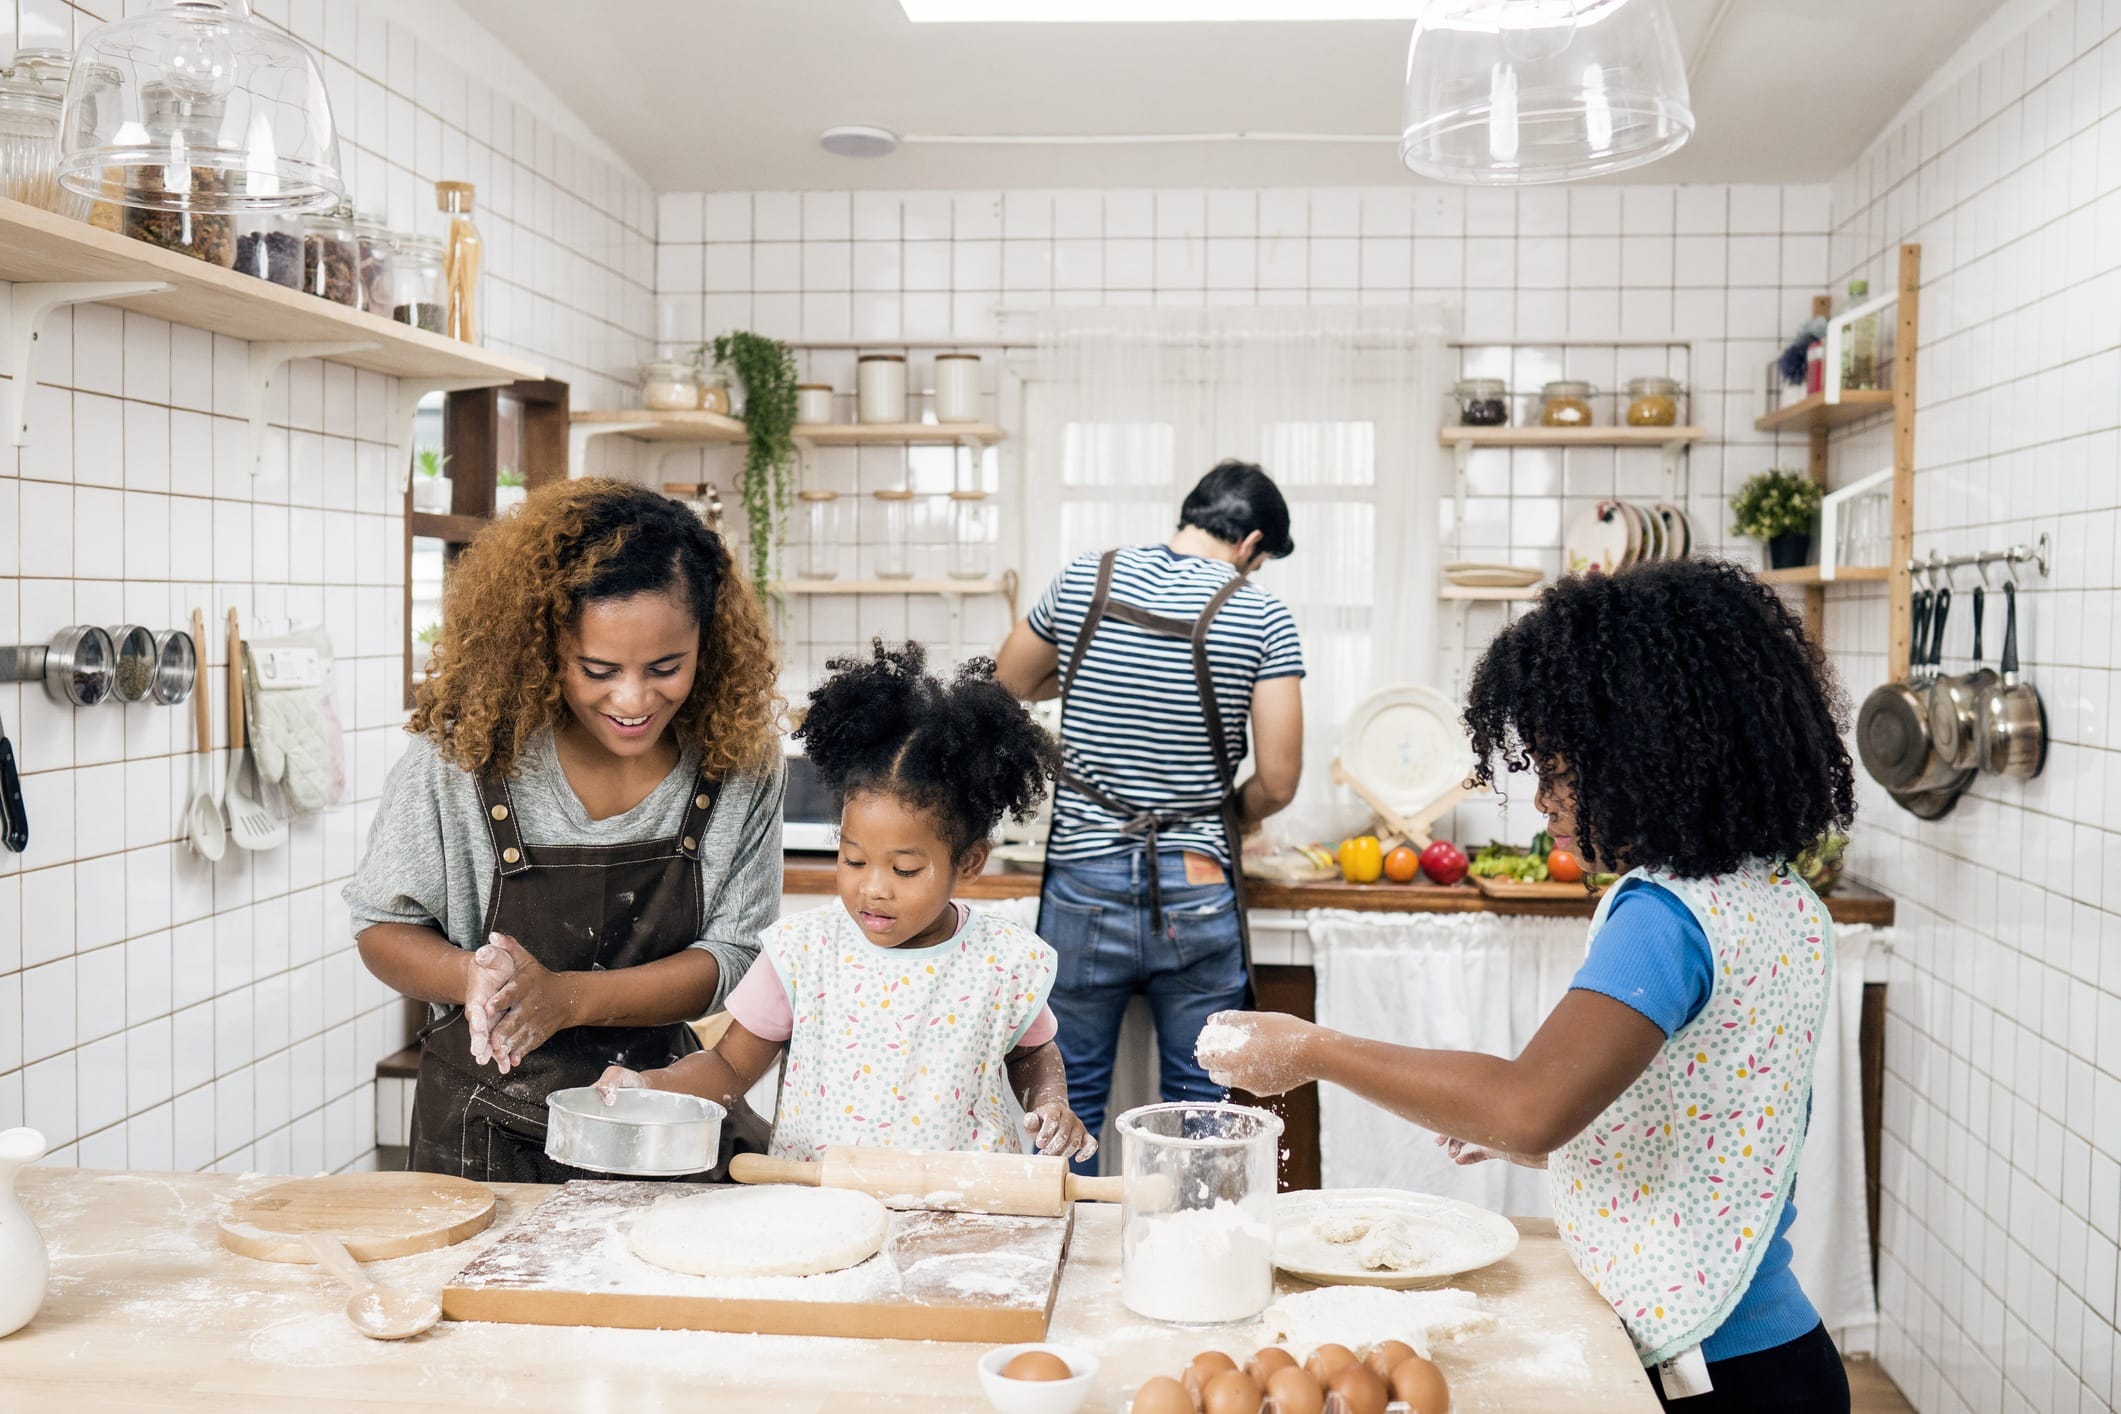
[597,640,1094,1164]
[1198,558,1857,1413]
[345,479,785,1182]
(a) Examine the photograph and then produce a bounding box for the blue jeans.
[1038,850,1251,1176]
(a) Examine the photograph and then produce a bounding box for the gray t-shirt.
[343,729,784,1016]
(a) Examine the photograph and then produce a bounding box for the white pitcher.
[0,1127,49,1338]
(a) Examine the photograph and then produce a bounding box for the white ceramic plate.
[1274,1188,1521,1289]
[1564,502,1630,576]
[1443,562,1542,589]
[1655,502,1692,558]
[1638,500,1667,561]
[1337,685,1476,815]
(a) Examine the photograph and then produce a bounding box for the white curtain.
[1308,909,1886,1348]
[1016,306,1451,845]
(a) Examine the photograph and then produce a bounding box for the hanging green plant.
[698,332,799,599]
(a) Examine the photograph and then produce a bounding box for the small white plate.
[1274,1188,1520,1289]
[1564,502,1630,576]
[1443,562,1543,589]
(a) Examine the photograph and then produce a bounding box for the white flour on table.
[1254,1284,1494,1358]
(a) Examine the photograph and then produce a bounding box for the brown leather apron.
[407,768,767,1182]
[1046,548,1258,1000]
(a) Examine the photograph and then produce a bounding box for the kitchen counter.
[12,1167,1658,1412]
[784,854,1898,925]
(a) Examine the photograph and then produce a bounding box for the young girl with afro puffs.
[600,641,1096,1164]
[1202,558,1858,1413]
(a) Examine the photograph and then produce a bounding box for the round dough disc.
[628,1186,890,1279]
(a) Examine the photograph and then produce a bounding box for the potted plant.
[1732,470,1823,570]
[412,448,452,514]
[693,332,797,599]
[495,467,526,514]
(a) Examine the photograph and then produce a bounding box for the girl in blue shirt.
[1202,558,1857,1414]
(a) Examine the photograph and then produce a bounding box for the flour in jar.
[1121,1200,1275,1324]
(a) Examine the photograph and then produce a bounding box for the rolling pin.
[729,1146,1124,1217]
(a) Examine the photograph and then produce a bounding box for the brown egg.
[1387,1354,1452,1414]
[1325,1363,1389,1414]
[1130,1375,1197,1414]
[1363,1340,1418,1382]
[1248,1345,1298,1384]
[1265,1365,1325,1414]
[1303,1342,1358,1384]
[1201,1369,1263,1414]
[1184,1351,1240,1405]
[1000,1350,1073,1382]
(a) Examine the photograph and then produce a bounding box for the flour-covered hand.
[481,933,580,1074]
[1023,1102,1096,1161]
[594,1065,646,1104]
[1194,1010,1323,1097]
[1433,1132,1547,1169]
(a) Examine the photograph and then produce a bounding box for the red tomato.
[1547,848,1584,883]
[1383,846,1420,883]
[1419,840,1468,886]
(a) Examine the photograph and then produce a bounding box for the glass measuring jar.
[1117,1102,1283,1325]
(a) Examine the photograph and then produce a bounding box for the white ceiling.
[458,0,1997,192]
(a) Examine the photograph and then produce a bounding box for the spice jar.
[388,234,447,332]
[638,360,698,412]
[858,354,908,425]
[122,83,235,266]
[436,180,483,344]
[234,210,305,287]
[696,369,732,416]
[1452,377,1509,427]
[1538,380,1594,427]
[0,69,83,219]
[300,202,361,305]
[933,354,982,423]
[873,488,915,579]
[1625,376,1681,427]
[350,211,396,314]
[948,490,995,580]
[795,384,836,425]
[798,490,840,581]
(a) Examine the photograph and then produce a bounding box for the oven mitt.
[243,630,346,816]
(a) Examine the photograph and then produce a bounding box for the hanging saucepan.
[1903,585,1969,793]
[1975,579,2045,778]
[1888,587,1974,817]
[1856,585,1935,790]
[1928,582,1998,771]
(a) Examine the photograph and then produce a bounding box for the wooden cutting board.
[442,1180,1074,1342]
[1471,874,1608,902]
[219,1172,497,1263]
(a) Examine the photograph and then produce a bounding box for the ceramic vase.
[0,1127,49,1338]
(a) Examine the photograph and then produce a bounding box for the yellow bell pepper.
[1339,835,1384,884]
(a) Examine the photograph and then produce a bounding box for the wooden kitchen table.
[10,1168,1660,1412]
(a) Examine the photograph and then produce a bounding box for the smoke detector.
[819,125,900,158]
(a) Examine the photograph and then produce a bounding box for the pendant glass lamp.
[56,0,341,212]
[1400,0,1692,185]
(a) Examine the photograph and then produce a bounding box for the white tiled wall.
[1825,2,2121,1410]
[0,0,658,1173]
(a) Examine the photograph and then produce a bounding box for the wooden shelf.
[569,411,1005,447]
[1757,565,1893,586]
[1439,425,1706,450]
[570,408,747,442]
[0,196,543,384]
[773,579,1005,596]
[1754,389,1896,432]
[1439,582,1543,601]
[409,512,489,545]
[794,421,1005,446]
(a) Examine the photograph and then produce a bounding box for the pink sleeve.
[721,952,794,1043]
[1016,1005,1058,1049]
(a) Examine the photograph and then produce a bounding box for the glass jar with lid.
[1625,376,1682,427]
[233,210,304,286]
[122,82,236,265]
[350,210,395,313]
[948,490,995,580]
[0,67,83,219]
[299,201,361,304]
[696,368,732,417]
[1451,377,1508,426]
[1538,380,1594,427]
[872,489,915,579]
[388,233,447,332]
[797,490,840,580]
[638,360,698,412]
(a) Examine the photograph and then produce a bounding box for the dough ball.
[1355,1218,1420,1271]
[1310,1210,1373,1244]
[627,1186,889,1279]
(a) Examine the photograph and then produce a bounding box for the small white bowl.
[976,1342,1100,1414]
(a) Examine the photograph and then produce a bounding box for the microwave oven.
[781,739,840,853]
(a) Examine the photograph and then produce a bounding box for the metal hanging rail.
[1907,534,2051,583]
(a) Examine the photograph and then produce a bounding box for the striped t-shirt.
[1028,546,1305,866]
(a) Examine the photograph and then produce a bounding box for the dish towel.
[1308,907,1888,1350]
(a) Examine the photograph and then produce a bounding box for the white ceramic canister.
[0,1127,49,1339]
[857,354,907,425]
[932,353,983,423]
[794,383,836,425]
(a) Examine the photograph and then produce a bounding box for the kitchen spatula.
[224,608,286,852]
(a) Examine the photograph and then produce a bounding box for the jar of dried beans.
[300,202,361,306]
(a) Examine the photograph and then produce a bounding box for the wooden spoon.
[303,1232,441,1341]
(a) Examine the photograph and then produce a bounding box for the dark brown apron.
[407,768,767,1182]
[1045,548,1258,1001]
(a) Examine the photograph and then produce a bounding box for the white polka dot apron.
[1547,864,1834,1366]
[763,903,1057,1161]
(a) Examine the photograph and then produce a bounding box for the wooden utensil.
[303,1232,441,1341]
[729,1146,1122,1218]
[184,608,225,862]
[222,608,285,851]
[219,1172,496,1263]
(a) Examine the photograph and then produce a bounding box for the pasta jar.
[858,354,908,425]
[638,360,698,412]
[794,384,836,425]
[1538,380,1594,427]
[932,354,983,423]
[1625,376,1682,427]
[1451,377,1508,426]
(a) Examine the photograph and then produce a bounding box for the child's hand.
[1195,1010,1324,1096]
[1024,1102,1096,1161]
[594,1065,646,1105]
[1433,1133,1548,1169]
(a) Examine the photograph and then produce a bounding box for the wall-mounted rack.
[1908,536,2051,584]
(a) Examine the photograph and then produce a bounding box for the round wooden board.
[218,1172,497,1264]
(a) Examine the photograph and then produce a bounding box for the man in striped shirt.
[996,461,1306,1170]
